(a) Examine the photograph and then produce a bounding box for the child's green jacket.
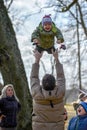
[31,22,64,49]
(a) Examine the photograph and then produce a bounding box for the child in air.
[31,14,66,54]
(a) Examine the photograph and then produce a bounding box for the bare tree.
[0,0,32,130]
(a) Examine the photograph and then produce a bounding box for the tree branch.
[62,0,78,12]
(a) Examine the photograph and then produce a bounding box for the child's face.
[77,105,87,115]
[43,23,52,31]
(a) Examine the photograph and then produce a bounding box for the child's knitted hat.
[42,14,52,26]
[79,101,87,113]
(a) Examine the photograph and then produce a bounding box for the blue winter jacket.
[0,96,21,128]
[68,114,87,130]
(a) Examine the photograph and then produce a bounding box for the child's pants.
[35,45,55,54]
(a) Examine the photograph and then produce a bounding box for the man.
[30,50,66,130]
[73,91,87,111]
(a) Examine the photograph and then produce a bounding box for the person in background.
[68,101,87,130]
[0,84,21,130]
[73,91,87,111]
[78,92,87,102]
[30,49,66,130]
[31,14,66,54]
[63,107,68,123]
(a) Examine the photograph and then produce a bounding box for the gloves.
[60,44,66,50]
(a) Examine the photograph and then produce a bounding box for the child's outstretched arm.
[31,27,40,44]
[55,28,66,50]
[56,28,64,43]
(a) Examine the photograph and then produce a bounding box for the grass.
[64,104,76,130]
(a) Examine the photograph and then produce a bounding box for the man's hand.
[57,40,62,44]
[52,49,59,62]
[33,50,43,63]
[33,39,39,43]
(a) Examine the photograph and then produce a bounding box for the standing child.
[31,14,66,54]
[68,101,87,130]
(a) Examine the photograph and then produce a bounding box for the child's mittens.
[56,40,66,50]
[60,44,66,50]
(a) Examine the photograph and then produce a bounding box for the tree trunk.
[0,1,32,130]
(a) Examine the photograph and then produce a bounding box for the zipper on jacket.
[49,91,54,108]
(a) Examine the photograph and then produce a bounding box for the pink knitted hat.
[42,14,52,26]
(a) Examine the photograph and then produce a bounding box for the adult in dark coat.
[30,50,66,130]
[0,84,21,130]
